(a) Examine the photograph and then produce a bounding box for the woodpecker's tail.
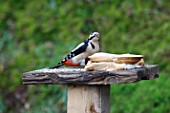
[50,61,64,69]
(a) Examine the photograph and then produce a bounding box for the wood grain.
[22,65,158,85]
[67,85,110,113]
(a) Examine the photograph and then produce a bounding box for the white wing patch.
[71,42,85,52]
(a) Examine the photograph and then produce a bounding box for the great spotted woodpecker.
[50,32,100,68]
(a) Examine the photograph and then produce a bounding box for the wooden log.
[22,65,158,113]
[67,85,110,113]
[22,65,158,85]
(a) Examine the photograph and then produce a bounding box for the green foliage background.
[0,0,170,113]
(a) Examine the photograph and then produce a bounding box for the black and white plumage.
[50,32,100,69]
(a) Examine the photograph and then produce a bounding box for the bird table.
[22,65,158,113]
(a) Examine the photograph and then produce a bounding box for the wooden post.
[67,85,110,113]
[22,65,159,113]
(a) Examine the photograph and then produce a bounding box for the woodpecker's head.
[88,32,100,42]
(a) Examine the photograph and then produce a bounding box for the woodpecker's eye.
[89,32,100,40]
[95,33,99,37]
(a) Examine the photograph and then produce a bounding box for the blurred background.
[0,0,170,113]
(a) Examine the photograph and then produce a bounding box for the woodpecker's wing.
[70,40,89,57]
[50,40,89,69]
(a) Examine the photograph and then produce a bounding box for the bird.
[50,32,100,69]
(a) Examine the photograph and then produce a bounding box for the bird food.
[85,52,144,71]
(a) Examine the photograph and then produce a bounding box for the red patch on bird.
[64,60,80,66]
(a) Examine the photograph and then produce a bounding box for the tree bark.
[22,65,159,85]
